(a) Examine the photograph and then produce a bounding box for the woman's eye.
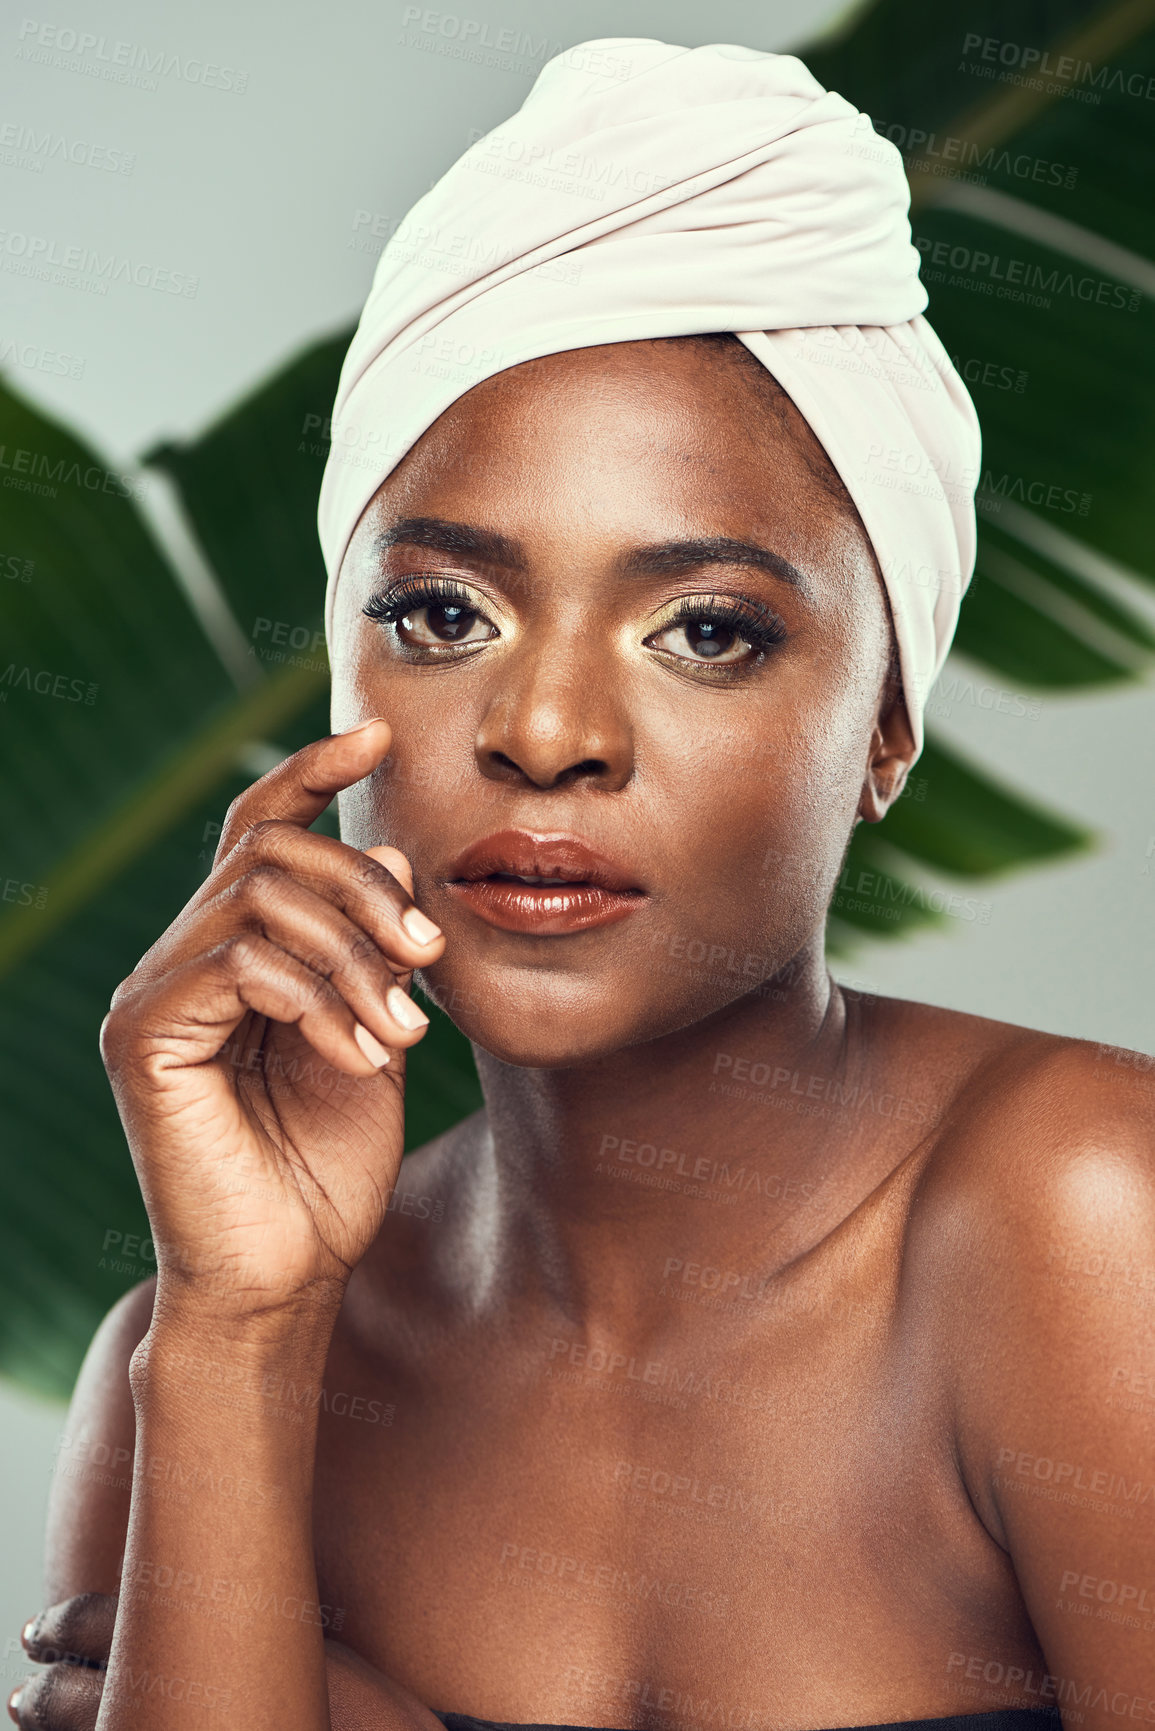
[395,602,495,648]
[648,617,758,665]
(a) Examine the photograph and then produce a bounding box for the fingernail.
[402,907,442,945]
[387,986,429,1032]
[19,1620,36,1649]
[353,1023,390,1067]
[339,717,388,735]
[7,1687,23,1723]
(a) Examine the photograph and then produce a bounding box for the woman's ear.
[858,678,918,825]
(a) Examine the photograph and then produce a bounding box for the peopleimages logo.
[915,235,1141,314]
[871,119,1078,189]
[950,354,1028,394]
[946,1652,1155,1719]
[960,31,1155,103]
[0,441,143,500]
[978,473,1091,516]
[0,229,198,297]
[0,664,98,704]
[0,336,84,379]
[0,121,135,174]
[15,19,249,93]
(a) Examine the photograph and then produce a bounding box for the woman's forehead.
[410,337,787,434]
[372,340,851,527]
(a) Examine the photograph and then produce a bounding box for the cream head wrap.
[319,37,981,757]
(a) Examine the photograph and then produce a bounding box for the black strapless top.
[436,1712,1063,1731]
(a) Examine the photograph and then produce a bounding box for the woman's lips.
[443,830,647,935]
[446,878,644,934]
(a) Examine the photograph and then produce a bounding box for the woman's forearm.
[77,728,440,1729]
[96,1301,339,1731]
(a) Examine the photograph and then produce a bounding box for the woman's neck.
[461,937,877,1338]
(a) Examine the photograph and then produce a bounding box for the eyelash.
[363,575,479,631]
[655,592,788,659]
[362,576,788,672]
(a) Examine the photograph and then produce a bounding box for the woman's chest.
[307,1284,1002,1723]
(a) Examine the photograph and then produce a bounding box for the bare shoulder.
[888,1002,1155,1534]
[88,1272,158,1355]
[905,1002,1155,1219]
[44,1275,157,1599]
[872,994,1154,1351]
[62,1273,157,1447]
[883,995,1155,1280]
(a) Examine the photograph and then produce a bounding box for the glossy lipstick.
[444,830,646,935]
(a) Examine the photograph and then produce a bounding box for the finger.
[103,933,396,1081]
[10,1662,103,1729]
[215,827,442,962]
[215,868,430,1048]
[365,845,413,899]
[215,720,393,862]
[362,849,422,991]
[21,1595,115,1667]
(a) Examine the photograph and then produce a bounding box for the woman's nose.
[473,641,635,792]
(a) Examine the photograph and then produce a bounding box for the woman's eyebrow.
[373,517,526,569]
[621,536,810,595]
[372,520,809,596]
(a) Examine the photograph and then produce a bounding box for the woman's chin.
[415,967,676,1070]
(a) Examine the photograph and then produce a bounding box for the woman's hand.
[10,1594,112,1729]
[99,719,445,1327]
[12,1597,445,1731]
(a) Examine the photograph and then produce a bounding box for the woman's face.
[331,338,910,1067]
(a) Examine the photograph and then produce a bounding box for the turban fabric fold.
[319,37,981,757]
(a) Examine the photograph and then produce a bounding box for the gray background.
[2,0,1152,1647]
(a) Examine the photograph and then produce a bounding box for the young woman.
[12,39,1153,1731]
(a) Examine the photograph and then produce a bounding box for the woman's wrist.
[130,1282,343,1410]
[154,1262,345,1336]
[104,1288,337,1731]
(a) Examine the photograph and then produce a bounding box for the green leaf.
[0,375,233,888]
[797,0,1154,947]
[880,736,1093,875]
[955,561,1135,687]
[975,516,1155,655]
[143,328,354,643]
[828,828,948,940]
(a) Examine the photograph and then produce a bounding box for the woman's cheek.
[743,738,860,929]
[329,643,391,743]
[354,758,446,862]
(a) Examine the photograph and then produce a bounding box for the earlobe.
[858,692,916,824]
[859,758,910,823]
